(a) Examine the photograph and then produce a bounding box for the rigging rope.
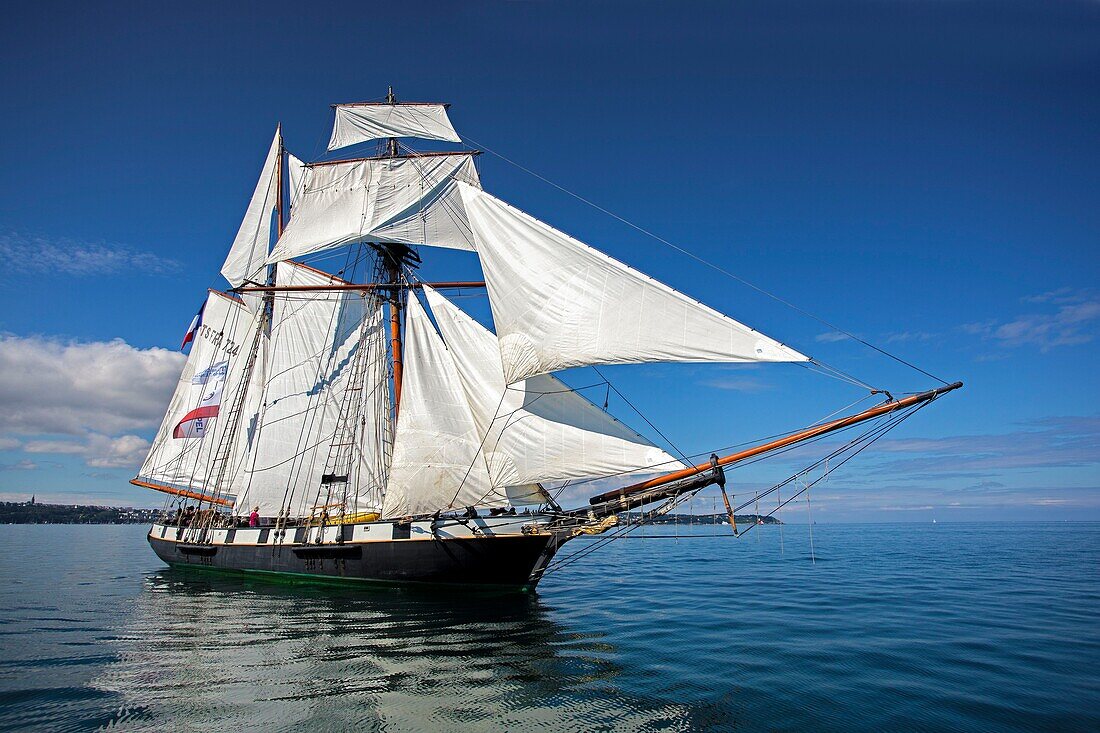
[461,133,950,387]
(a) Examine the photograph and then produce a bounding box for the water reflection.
[93,567,700,731]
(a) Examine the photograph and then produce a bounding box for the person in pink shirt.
[248,507,260,527]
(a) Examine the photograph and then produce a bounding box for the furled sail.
[423,286,685,487]
[233,262,390,516]
[382,294,508,519]
[266,153,480,264]
[136,290,261,503]
[328,103,461,150]
[220,128,281,289]
[457,183,810,384]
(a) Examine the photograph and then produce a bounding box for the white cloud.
[814,331,849,343]
[701,376,772,393]
[0,335,181,470]
[85,434,151,468]
[885,331,936,344]
[0,230,178,276]
[0,335,184,436]
[21,433,150,468]
[963,291,1100,351]
[0,459,37,471]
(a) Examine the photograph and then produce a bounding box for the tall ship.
[134,90,961,590]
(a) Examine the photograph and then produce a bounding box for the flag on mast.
[180,301,206,350]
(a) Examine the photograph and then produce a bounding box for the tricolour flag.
[180,301,206,350]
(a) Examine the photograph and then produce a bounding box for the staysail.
[328,102,461,150]
[382,294,507,518]
[136,290,261,503]
[266,153,481,264]
[220,128,281,289]
[233,261,390,516]
[457,183,810,384]
[423,286,684,487]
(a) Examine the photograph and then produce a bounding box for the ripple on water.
[0,523,1097,731]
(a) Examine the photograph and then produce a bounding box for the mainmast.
[374,242,420,419]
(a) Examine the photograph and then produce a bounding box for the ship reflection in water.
[94,567,708,731]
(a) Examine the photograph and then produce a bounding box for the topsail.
[328,102,461,150]
[220,128,282,290]
[266,153,481,265]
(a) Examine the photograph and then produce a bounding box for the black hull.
[148,530,562,591]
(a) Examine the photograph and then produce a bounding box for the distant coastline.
[0,502,781,526]
[1,501,160,525]
[621,512,782,525]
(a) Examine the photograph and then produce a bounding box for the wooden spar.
[235,281,485,293]
[390,297,403,416]
[129,478,234,508]
[385,257,405,418]
[306,150,480,168]
[588,381,963,506]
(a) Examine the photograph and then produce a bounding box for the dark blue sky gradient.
[1,1,1097,518]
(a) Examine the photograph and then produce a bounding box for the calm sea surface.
[0,522,1096,732]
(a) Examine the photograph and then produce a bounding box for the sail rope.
[543,390,878,502]
[541,397,930,575]
[460,133,950,388]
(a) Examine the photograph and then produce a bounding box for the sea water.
[0,522,1096,731]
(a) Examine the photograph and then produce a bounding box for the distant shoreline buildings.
[0,500,161,525]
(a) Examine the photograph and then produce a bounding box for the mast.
[384,85,399,158]
[373,242,421,419]
[388,257,404,417]
[276,124,285,237]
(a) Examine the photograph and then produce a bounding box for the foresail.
[423,286,685,487]
[220,128,281,290]
[457,183,810,383]
[232,262,388,516]
[266,153,480,265]
[136,291,260,502]
[382,294,507,519]
[328,103,461,150]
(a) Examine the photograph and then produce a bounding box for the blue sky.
[0,1,1097,520]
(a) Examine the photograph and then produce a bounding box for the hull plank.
[148,529,560,591]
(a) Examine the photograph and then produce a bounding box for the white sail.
[423,286,684,487]
[328,103,461,150]
[137,291,260,502]
[266,153,480,265]
[457,183,810,383]
[220,128,281,289]
[287,152,306,210]
[382,294,507,519]
[234,262,388,516]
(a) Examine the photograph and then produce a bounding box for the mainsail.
[457,182,810,383]
[136,290,260,503]
[233,261,390,516]
[266,153,481,264]
[328,102,461,150]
